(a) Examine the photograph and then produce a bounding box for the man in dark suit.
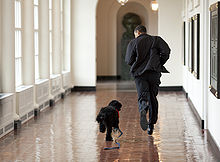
[125,25,171,135]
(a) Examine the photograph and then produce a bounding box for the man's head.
[134,25,147,38]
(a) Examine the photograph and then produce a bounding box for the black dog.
[96,100,122,141]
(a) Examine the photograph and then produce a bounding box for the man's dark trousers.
[134,70,161,125]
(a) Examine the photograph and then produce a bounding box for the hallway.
[0,83,218,162]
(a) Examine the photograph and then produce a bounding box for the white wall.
[71,0,97,86]
[158,0,183,86]
[207,0,220,151]
[183,0,220,150]
[182,0,204,121]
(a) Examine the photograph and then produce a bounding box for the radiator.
[36,79,49,106]
[50,75,61,96]
[16,85,34,123]
[0,94,14,138]
[62,71,71,90]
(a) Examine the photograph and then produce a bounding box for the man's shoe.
[140,110,148,131]
[147,124,154,135]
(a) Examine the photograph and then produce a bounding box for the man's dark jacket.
[125,34,171,77]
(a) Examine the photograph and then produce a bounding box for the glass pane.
[15,58,22,87]
[15,1,17,27]
[15,31,18,58]
[34,32,39,55]
[19,31,22,57]
[34,0,38,5]
[34,6,39,30]
[15,30,22,58]
[50,53,53,74]
[18,1,21,28]
[49,10,52,31]
[50,32,52,53]
[60,0,63,12]
[35,55,39,80]
[49,0,52,9]
[61,13,63,31]
[15,1,21,28]
[61,32,63,51]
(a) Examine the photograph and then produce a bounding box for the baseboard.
[97,76,121,81]
[71,86,96,92]
[182,87,188,99]
[188,97,204,129]
[159,86,183,91]
[206,129,220,160]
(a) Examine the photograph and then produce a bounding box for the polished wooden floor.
[0,82,219,161]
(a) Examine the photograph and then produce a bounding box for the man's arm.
[156,36,171,65]
[125,40,136,66]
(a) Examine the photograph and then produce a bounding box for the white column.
[1,0,15,93]
[202,0,209,129]
[71,0,97,86]
[63,0,71,72]
[52,0,61,74]
[1,0,19,120]
[39,0,49,79]
[23,0,34,85]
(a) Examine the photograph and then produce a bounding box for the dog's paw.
[99,123,106,133]
[106,136,113,141]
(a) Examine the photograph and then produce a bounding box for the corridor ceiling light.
[117,0,128,5]
[151,0,159,11]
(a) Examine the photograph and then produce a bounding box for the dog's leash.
[104,129,123,150]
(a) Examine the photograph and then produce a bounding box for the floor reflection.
[0,84,219,161]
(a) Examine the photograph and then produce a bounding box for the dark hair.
[108,100,122,111]
[134,25,147,33]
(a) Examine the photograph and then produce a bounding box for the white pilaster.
[39,0,49,79]
[202,0,209,129]
[1,0,19,120]
[1,0,15,93]
[63,0,71,72]
[23,0,34,85]
[71,0,97,86]
[53,0,61,75]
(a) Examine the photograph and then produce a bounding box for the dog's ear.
[108,100,122,111]
[96,113,105,123]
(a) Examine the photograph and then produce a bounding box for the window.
[34,0,39,80]
[15,0,22,87]
[49,0,53,75]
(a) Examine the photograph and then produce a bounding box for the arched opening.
[96,0,158,80]
[117,2,158,80]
